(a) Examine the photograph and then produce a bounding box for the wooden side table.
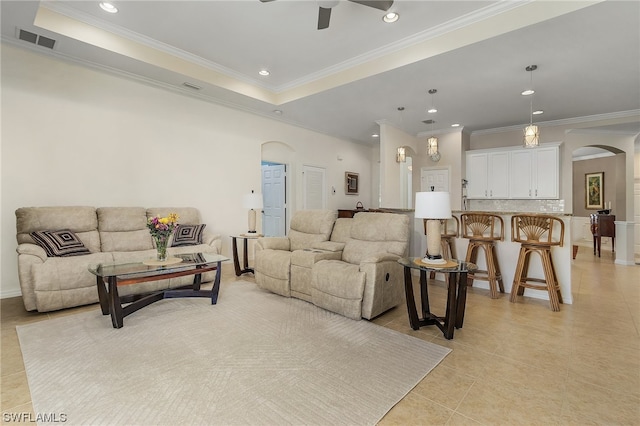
[231,234,261,276]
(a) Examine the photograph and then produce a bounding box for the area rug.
[17,281,450,426]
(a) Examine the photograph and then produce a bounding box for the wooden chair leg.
[518,250,532,296]
[549,256,563,304]
[465,243,478,287]
[541,250,562,311]
[448,238,457,262]
[543,250,562,312]
[485,244,499,299]
[490,243,504,294]
[510,245,528,303]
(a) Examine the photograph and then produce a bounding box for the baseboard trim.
[614,260,637,266]
[0,289,23,299]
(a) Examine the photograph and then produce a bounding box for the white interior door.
[421,167,450,192]
[262,164,286,237]
[303,165,326,209]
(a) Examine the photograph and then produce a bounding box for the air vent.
[422,119,435,125]
[182,82,201,91]
[18,29,56,50]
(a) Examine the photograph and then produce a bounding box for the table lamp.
[414,191,452,265]
[242,190,263,234]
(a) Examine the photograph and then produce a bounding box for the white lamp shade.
[243,192,263,210]
[414,191,451,219]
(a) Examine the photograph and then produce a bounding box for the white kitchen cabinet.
[509,150,534,198]
[466,143,560,200]
[534,146,559,198]
[509,146,559,199]
[465,151,509,198]
[466,153,488,198]
[488,151,510,198]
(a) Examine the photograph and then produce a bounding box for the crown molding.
[276,1,530,92]
[472,110,640,136]
[41,2,272,91]
[38,0,544,95]
[417,127,465,139]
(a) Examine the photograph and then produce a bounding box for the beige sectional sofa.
[254,210,410,320]
[15,206,221,312]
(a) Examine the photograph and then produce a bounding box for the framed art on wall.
[345,172,359,195]
[585,172,604,209]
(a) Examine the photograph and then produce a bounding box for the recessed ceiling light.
[273,109,282,115]
[533,110,544,115]
[451,123,460,127]
[382,12,399,23]
[259,69,270,76]
[372,133,379,138]
[428,108,437,114]
[99,2,118,13]
[521,89,535,96]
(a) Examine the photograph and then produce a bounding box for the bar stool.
[460,213,505,299]
[423,216,459,280]
[510,214,564,311]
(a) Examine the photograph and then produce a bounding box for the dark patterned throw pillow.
[171,224,206,247]
[30,230,91,257]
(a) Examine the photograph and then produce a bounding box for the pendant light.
[427,89,440,161]
[523,65,540,148]
[396,106,407,162]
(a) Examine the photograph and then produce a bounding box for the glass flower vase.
[155,235,169,262]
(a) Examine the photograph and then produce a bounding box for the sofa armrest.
[312,241,345,252]
[256,237,290,251]
[16,243,47,262]
[203,229,222,253]
[16,243,48,311]
[360,253,401,264]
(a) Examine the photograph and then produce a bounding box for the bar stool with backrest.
[510,214,565,311]
[424,215,460,280]
[460,213,505,299]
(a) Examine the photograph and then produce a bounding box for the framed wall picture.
[585,172,604,209]
[345,172,359,195]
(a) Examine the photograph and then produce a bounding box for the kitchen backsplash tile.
[468,199,565,213]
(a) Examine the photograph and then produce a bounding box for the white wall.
[378,121,418,208]
[0,44,374,298]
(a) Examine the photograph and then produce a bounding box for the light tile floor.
[1,247,638,425]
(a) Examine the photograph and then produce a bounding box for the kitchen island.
[418,211,573,306]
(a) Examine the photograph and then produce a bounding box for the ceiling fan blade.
[318,7,332,30]
[348,0,394,11]
[259,0,277,2]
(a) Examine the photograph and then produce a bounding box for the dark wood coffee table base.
[96,262,222,329]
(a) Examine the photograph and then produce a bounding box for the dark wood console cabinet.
[338,209,368,218]
[590,214,615,257]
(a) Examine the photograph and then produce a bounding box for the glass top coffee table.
[89,253,229,328]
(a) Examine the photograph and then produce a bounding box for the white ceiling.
[2,0,639,145]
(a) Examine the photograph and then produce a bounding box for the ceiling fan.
[260,0,394,30]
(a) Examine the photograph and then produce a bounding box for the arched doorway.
[570,144,626,258]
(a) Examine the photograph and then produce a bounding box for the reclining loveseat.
[254,210,410,320]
